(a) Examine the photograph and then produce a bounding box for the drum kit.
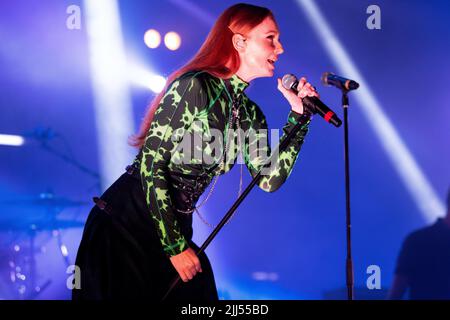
[0,192,89,299]
[0,127,98,299]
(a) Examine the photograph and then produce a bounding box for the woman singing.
[73,3,318,301]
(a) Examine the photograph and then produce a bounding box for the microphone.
[321,72,359,91]
[282,74,342,128]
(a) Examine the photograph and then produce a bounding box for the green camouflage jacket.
[134,71,311,256]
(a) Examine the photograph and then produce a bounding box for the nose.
[275,41,284,55]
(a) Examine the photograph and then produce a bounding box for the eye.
[267,35,275,39]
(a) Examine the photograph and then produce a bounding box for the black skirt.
[72,171,218,301]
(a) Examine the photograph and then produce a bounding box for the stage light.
[128,63,166,93]
[144,29,161,49]
[164,31,181,51]
[146,74,166,93]
[252,272,279,281]
[296,0,445,222]
[0,134,24,146]
[60,245,69,257]
[84,0,135,190]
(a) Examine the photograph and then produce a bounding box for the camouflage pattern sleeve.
[140,73,207,256]
[243,100,311,193]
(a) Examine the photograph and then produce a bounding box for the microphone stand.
[342,89,354,300]
[161,113,311,301]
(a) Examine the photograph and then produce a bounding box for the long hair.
[130,3,274,148]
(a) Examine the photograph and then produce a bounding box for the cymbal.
[0,218,84,231]
[0,193,90,209]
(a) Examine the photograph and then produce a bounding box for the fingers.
[192,255,203,273]
[277,76,320,115]
[297,77,320,99]
[176,262,194,282]
[277,77,319,98]
[277,78,297,100]
[181,260,201,282]
[170,248,202,282]
[277,78,288,94]
[297,77,307,91]
[186,249,202,274]
[181,268,193,282]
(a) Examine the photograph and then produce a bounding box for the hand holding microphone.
[277,76,319,115]
[281,74,342,127]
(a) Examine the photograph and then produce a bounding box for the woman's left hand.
[277,77,320,115]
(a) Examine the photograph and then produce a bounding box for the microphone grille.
[321,72,331,86]
[281,74,297,90]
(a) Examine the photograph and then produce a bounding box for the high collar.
[228,74,249,97]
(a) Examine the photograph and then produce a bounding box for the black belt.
[92,196,113,215]
[116,163,209,215]
[93,165,139,213]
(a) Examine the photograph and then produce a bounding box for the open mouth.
[267,59,276,65]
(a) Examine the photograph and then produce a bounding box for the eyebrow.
[265,30,279,34]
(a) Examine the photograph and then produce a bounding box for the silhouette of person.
[388,188,450,300]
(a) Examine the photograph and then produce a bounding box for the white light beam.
[0,134,25,146]
[84,0,135,190]
[296,0,445,222]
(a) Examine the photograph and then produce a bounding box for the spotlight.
[0,134,24,146]
[128,63,166,93]
[147,74,166,93]
[164,31,181,51]
[144,29,161,49]
[84,0,135,190]
[60,245,69,257]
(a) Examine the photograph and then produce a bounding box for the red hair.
[130,3,274,147]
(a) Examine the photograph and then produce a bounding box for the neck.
[235,65,256,83]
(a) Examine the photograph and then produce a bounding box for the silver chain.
[177,94,244,228]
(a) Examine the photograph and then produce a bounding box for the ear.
[232,33,247,52]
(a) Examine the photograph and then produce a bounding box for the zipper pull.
[232,106,239,121]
